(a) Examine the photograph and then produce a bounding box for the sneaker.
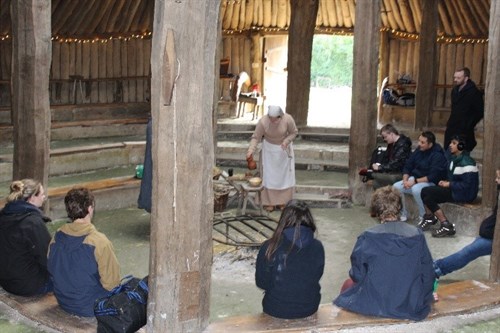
[432,222,456,238]
[417,214,437,231]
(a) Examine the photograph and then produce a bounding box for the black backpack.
[94,276,149,333]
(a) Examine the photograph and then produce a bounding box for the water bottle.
[135,164,144,179]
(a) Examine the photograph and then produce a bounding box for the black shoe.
[417,214,437,231]
[432,222,456,238]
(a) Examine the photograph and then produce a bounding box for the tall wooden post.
[285,0,319,127]
[10,0,51,185]
[486,0,500,281]
[349,0,380,204]
[414,0,438,130]
[147,1,220,331]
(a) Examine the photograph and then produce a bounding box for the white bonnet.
[267,105,284,117]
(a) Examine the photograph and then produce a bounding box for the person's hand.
[281,142,288,150]
[372,163,381,171]
[438,180,450,188]
[246,152,252,159]
[403,178,415,189]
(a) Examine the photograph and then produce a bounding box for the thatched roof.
[0,0,491,41]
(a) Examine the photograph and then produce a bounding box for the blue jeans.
[434,237,493,278]
[393,178,434,218]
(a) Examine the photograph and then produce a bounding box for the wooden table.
[237,94,265,120]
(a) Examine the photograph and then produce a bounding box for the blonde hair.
[6,179,42,203]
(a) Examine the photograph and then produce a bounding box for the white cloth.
[261,140,295,190]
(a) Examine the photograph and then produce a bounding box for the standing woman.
[0,179,53,296]
[255,200,325,319]
[246,105,298,212]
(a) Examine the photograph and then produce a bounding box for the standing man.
[444,67,484,152]
[393,131,447,224]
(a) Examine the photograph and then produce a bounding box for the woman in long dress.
[246,105,298,212]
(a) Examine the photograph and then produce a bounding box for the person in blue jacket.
[255,200,324,319]
[334,186,435,321]
[393,131,447,223]
[434,168,499,277]
[419,136,479,237]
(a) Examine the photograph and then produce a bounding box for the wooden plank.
[144,38,152,102]
[388,39,399,83]
[51,42,61,103]
[81,42,91,101]
[60,42,70,104]
[106,40,114,103]
[341,0,352,28]
[444,44,456,108]
[98,42,107,103]
[455,43,465,70]
[121,39,129,102]
[437,1,452,36]
[222,0,234,29]
[409,0,421,30]
[471,43,485,85]
[10,0,51,186]
[112,39,122,103]
[398,41,408,78]
[75,42,83,103]
[463,44,474,70]
[127,39,137,102]
[277,0,287,28]
[398,0,415,32]
[136,39,145,103]
[262,0,271,27]
[148,0,220,330]
[90,42,99,103]
[105,0,127,32]
[325,0,337,27]
[334,0,344,27]
[383,0,397,30]
[245,0,254,28]
[435,44,447,108]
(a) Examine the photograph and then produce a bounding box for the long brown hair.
[265,200,317,261]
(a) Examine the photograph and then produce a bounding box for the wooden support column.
[486,0,500,281]
[285,0,319,126]
[414,0,438,130]
[10,0,51,185]
[148,1,220,331]
[250,33,263,90]
[349,0,380,204]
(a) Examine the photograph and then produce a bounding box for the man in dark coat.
[444,67,484,152]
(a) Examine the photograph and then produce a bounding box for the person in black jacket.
[0,179,53,296]
[433,169,499,277]
[255,200,324,319]
[359,124,412,189]
[334,186,434,321]
[444,67,484,152]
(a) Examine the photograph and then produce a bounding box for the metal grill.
[213,213,278,247]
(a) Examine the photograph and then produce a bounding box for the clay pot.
[246,155,257,170]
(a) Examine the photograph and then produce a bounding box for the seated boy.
[48,188,120,317]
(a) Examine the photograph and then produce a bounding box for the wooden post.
[486,0,500,281]
[285,0,319,127]
[414,0,438,130]
[10,0,51,186]
[250,33,263,91]
[148,1,220,331]
[349,0,380,204]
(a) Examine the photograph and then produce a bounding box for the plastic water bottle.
[135,164,144,179]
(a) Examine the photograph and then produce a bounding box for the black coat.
[138,118,152,212]
[444,80,484,151]
[377,134,412,173]
[0,201,52,296]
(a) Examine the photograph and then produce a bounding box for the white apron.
[261,140,295,190]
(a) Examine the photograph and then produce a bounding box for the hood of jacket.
[283,225,314,249]
[364,222,422,256]
[54,222,96,251]
[0,201,48,229]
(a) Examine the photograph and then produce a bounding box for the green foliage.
[311,35,353,88]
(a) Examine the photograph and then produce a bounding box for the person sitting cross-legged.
[419,136,479,237]
[334,186,435,321]
[48,188,120,317]
[392,131,447,223]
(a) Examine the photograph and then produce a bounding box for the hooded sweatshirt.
[255,226,325,319]
[334,222,434,321]
[48,222,120,317]
[0,201,52,296]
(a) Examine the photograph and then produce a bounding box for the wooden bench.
[205,280,500,332]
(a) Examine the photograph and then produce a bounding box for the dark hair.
[64,187,95,221]
[370,186,402,221]
[458,67,471,78]
[451,135,466,151]
[380,124,399,136]
[421,131,436,145]
[265,200,316,261]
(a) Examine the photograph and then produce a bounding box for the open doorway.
[308,34,354,128]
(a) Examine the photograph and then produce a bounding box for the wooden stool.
[238,183,264,215]
[237,94,265,120]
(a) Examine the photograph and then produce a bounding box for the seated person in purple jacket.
[419,136,479,237]
[255,200,324,319]
[334,186,435,321]
[434,168,499,278]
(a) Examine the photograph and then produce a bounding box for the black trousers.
[421,186,454,213]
